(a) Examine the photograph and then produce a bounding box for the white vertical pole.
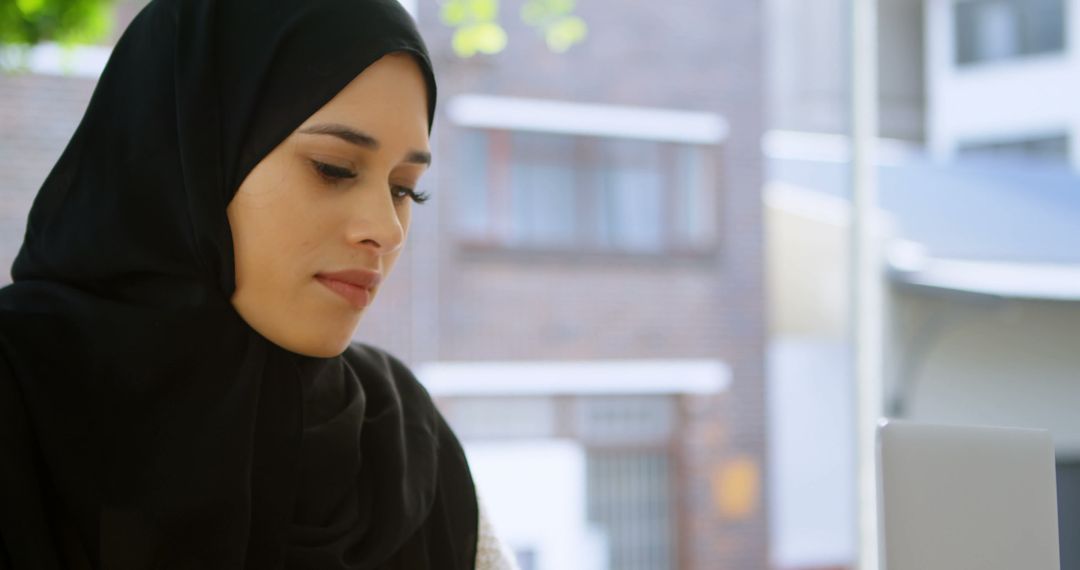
[850,0,884,569]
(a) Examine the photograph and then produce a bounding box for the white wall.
[767,338,856,569]
[765,182,852,339]
[464,440,608,570]
[888,290,1080,456]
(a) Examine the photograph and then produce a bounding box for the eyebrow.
[297,122,432,166]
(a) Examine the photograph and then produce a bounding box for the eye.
[391,185,431,205]
[311,159,356,182]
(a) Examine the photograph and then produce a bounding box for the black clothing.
[0,0,477,567]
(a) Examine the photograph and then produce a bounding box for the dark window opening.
[954,0,1066,65]
[957,133,1070,164]
[454,129,719,255]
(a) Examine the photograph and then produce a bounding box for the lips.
[315,268,382,309]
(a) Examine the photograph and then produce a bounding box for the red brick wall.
[412,1,770,567]
[0,72,97,281]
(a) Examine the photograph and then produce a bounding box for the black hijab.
[0,0,478,568]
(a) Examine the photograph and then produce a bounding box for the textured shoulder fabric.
[475,491,521,570]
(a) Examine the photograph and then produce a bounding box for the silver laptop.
[877,419,1060,570]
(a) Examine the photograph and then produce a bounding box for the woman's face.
[227,52,431,357]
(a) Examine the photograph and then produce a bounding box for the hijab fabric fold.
[0,0,478,568]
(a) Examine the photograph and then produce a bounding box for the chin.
[273,322,357,357]
[233,295,360,357]
[289,307,364,357]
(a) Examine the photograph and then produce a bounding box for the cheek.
[230,175,326,296]
[248,219,321,302]
[381,251,402,280]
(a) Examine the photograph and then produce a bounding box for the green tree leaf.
[442,0,514,59]
[467,0,496,22]
[15,0,46,18]
[441,0,468,25]
[470,21,507,53]
[545,15,586,52]
[451,21,507,57]
[0,0,116,47]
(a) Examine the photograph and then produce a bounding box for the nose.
[344,181,406,256]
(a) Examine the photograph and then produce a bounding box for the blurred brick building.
[401,2,767,569]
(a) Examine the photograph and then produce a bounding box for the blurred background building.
[767,0,1080,569]
[3,0,1079,569]
[400,2,769,569]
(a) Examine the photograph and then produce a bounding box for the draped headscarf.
[0,0,478,568]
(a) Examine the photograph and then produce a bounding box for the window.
[512,548,538,570]
[438,393,682,570]
[581,397,677,570]
[1057,461,1080,569]
[454,129,718,254]
[586,449,674,570]
[957,133,1070,163]
[954,0,1066,65]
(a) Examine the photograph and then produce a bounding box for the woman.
[0,0,516,567]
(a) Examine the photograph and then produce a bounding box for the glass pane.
[507,132,579,247]
[455,129,491,236]
[672,144,717,248]
[955,0,1065,64]
[595,138,664,253]
[587,449,674,570]
[466,130,696,253]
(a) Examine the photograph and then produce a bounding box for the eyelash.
[311,160,430,205]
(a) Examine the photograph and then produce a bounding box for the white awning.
[446,94,729,145]
[415,358,731,397]
[891,257,1080,301]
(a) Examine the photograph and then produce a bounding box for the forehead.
[303,53,431,148]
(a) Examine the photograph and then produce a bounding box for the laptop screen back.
[877,420,1060,570]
